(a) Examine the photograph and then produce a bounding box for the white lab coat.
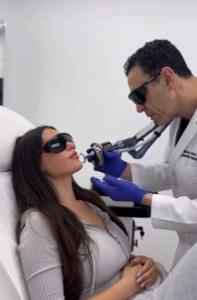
[131,108,197,267]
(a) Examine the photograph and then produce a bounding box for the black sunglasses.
[128,73,160,105]
[38,132,74,154]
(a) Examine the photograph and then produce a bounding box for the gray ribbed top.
[19,206,166,300]
[18,206,131,300]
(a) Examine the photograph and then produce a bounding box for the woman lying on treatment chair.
[11,125,197,300]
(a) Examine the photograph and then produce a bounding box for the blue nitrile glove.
[88,150,127,177]
[91,176,150,204]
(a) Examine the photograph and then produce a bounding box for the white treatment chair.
[0,106,34,300]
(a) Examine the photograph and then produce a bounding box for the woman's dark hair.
[12,126,127,300]
[124,39,192,78]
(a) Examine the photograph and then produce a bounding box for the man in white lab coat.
[91,39,197,268]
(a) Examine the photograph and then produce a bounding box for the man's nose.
[136,104,145,113]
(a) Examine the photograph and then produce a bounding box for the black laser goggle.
[39,132,74,154]
[128,72,160,105]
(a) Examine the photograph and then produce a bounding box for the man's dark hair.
[124,39,192,78]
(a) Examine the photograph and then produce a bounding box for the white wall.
[0,20,5,78]
[1,0,197,270]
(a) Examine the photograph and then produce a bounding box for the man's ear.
[160,67,175,87]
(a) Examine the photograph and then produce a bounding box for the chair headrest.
[0,106,34,172]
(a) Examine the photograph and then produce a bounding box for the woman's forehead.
[41,128,59,143]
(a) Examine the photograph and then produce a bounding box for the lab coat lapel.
[169,108,197,168]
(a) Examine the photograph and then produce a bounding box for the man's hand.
[88,150,127,177]
[91,176,151,204]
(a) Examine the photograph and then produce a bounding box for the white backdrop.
[0,20,5,78]
[1,0,197,270]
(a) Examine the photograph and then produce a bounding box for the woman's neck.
[49,176,78,207]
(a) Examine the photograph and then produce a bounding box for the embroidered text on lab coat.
[181,150,197,161]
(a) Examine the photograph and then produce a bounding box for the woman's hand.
[87,263,144,300]
[131,255,158,288]
[121,263,142,295]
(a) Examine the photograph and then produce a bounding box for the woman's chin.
[74,160,84,173]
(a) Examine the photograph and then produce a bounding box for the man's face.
[127,65,177,125]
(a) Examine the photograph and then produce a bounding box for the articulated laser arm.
[81,122,169,168]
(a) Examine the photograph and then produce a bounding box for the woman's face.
[40,128,83,179]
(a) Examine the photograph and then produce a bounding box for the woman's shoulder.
[20,209,55,241]
[21,208,46,226]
